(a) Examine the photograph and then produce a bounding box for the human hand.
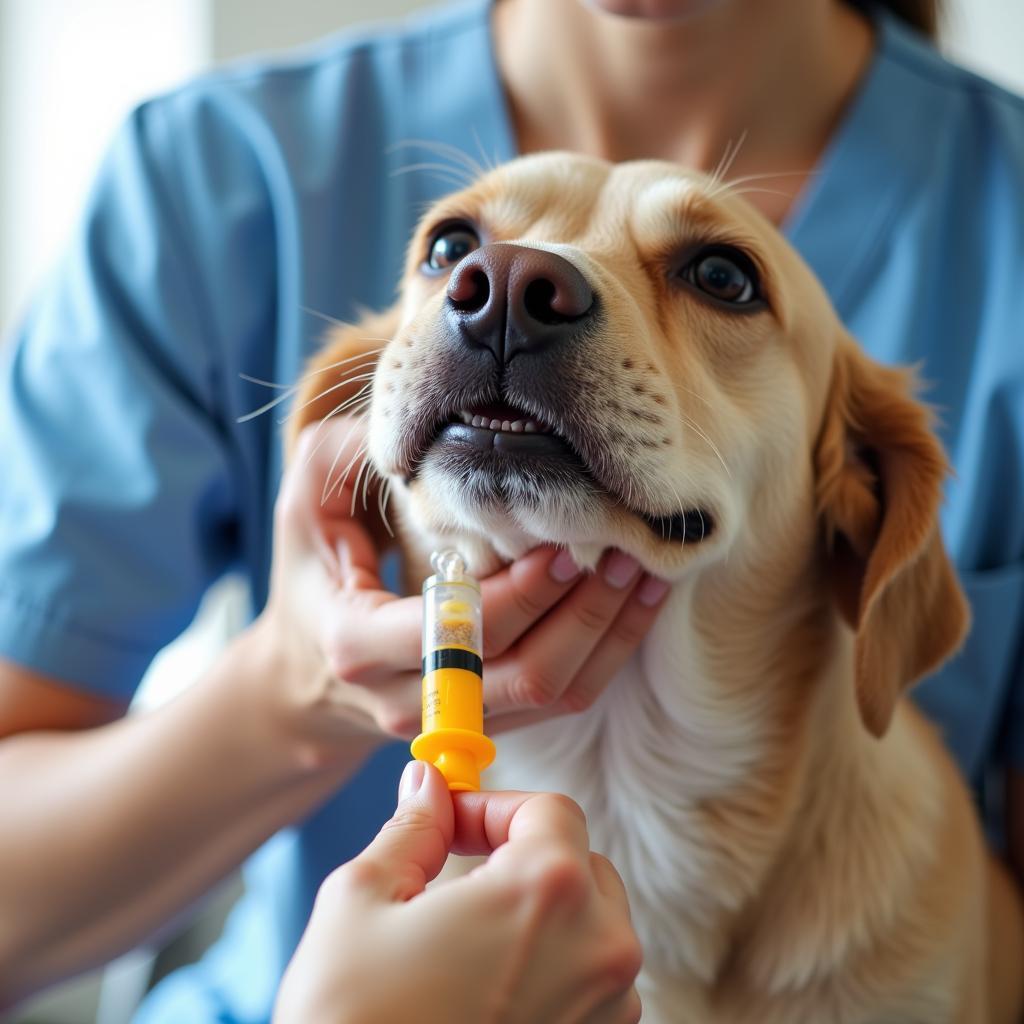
[274,761,643,1024]
[253,417,671,764]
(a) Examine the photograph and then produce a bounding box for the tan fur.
[287,155,1024,1023]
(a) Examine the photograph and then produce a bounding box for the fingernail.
[549,549,581,583]
[636,575,671,607]
[398,760,427,803]
[603,551,641,589]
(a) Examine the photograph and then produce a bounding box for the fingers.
[340,762,454,903]
[589,852,631,915]
[484,552,670,716]
[321,589,423,683]
[290,418,371,520]
[479,547,583,655]
[449,789,590,859]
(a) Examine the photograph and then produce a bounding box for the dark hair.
[849,0,940,38]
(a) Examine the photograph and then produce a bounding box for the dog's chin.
[412,436,607,559]
[392,425,717,573]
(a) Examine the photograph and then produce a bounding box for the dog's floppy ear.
[284,305,400,456]
[814,336,969,738]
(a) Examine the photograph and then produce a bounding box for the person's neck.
[492,0,874,223]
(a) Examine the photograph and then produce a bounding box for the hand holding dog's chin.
[244,418,673,774]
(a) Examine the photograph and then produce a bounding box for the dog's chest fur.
[484,581,952,1023]
[486,582,806,987]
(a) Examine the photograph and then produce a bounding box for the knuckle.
[527,845,590,907]
[602,933,644,990]
[332,857,384,895]
[610,614,648,650]
[511,668,563,708]
[541,791,588,827]
[571,600,612,634]
[559,683,602,715]
[326,651,369,685]
[619,988,644,1024]
[508,583,549,624]
[324,638,374,684]
[375,703,420,740]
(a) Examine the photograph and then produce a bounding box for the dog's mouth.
[418,396,715,545]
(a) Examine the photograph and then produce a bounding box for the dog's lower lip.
[434,421,574,457]
[644,509,714,543]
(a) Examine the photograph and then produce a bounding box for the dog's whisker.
[323,436,369,508]
[389,138,487,179]
[389,162,477,189]
[239,373,295,391]
[300,402,370,471]
[335,442,370,507]
[350,454,372,518]
[708,129,749,191]
[725,186,798,201]
[663,478,693,551]
[238,344,385,421]
[680,412,732,480]
[377,478,395,538]
[706,168,821,202]
[659,379,716,413]
[277,372,376,426]
[300,305,353,329]
[470,125,499,175]
[299,395,372,468]
[320,414,368,506]
[283,388,372,429]
[237,389,299,423]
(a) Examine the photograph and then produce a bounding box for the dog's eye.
[426,224,481,271]
[682,246,760,306]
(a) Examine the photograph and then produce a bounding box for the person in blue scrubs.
[0,0,1022,1020]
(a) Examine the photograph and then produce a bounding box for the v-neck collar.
[460,0,921,320]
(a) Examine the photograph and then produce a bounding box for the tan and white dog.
[289,153,1024,1023]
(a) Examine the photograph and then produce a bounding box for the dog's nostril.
[448,269,490,313]
[523,277,593,325]
[523,279,559,325]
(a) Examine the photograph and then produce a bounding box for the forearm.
[0,624,373,1006]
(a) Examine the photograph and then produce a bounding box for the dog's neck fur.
[485,507,943,1005]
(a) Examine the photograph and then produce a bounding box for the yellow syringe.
[410,549,496,791]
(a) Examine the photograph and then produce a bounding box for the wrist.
[229,612,385,779]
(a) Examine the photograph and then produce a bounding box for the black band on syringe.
[422,649,483,676]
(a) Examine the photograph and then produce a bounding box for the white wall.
[943,0,1024,94]
[0,0,209,338]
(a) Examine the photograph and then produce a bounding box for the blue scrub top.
[1,1,1022,1020]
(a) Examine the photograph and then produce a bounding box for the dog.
[287,153,1024,1022]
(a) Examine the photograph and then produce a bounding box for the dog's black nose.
[446,244,595,364]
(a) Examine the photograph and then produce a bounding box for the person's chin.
[581,0,728,21]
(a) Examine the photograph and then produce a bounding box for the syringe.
[410,549,496,791]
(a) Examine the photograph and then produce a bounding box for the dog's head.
[293,153,968,736]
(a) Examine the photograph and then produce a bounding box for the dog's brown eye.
[426,224,481,271]
[683,246,761,306]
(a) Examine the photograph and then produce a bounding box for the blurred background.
[1,1,1021,1021]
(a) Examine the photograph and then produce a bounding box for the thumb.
[349,761,455,903]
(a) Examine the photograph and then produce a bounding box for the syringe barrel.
[411,553,495,790]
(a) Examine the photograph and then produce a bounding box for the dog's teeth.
[510,420,524,432]
[460,411,472,424]
[488,418,502,431]
[523,421,537,433]
[472,415,485,428]
[501,420,512,432]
